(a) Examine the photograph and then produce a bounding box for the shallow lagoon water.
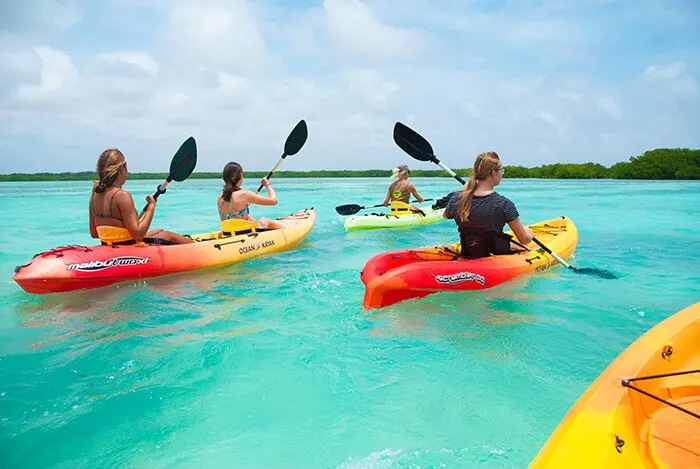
[1,177,699,468]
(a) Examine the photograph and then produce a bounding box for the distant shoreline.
[1,148,698,181]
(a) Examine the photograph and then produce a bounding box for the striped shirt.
[444,191,520,257]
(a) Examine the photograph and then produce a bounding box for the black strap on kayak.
[621,368,700,420]
[614,366,699,454]
[213,232,260,250]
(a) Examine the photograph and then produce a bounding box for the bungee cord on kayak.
[622,368,700,420]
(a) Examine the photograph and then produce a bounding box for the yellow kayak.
[530,301,700,468]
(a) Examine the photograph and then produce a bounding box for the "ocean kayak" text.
[239,240,276,255]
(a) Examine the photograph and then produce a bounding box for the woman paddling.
[443,151,533,258]
[89,149,193,245]
[382,164,425,214]
[217,162,287,230]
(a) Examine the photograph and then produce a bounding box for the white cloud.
[162,0,267,73]
[596,95,623,119]
[46,0,82,29]
[320,0,424,60]
[217,73,249,95]
[643,62,687,80]
[640,62,699,99]
[0,0,698,173]
[0,0,82,32]
[15,47,78,100]
[96,52,160,75]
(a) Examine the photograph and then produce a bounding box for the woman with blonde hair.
[88,148,193,245]
[382,164,425,214]
[443,151,533,258]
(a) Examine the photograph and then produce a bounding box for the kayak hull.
[13,209,316,294]
[530,301,700,469]
[360,216,578,310]
[344,208,446,231]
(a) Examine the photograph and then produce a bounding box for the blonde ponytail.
[391,164,410,180]
[93,149,125,193]
[457,151,501,222]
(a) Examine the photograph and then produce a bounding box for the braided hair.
[221,162,244,202]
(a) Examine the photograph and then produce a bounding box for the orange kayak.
[530,301,700,468]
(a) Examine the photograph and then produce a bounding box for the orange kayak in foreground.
[361,216,578,310]
[530,301,700,468]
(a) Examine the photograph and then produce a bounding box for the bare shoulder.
[114,189,134,207]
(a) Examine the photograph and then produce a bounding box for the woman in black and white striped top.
[443,151,534,258]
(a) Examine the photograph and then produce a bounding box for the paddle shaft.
[435,160,467,185]
[257,155,285,193]
[141,178,171,213]
[338,198,435,215]
[531,237,572,269]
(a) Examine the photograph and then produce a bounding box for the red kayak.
[360,216,578,309]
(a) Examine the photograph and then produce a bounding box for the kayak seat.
[221,218,258,236]
[390,200,412,217]
[96,225,148,246]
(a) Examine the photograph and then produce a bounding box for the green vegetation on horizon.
[1,148,699,181]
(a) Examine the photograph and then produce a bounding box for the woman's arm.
[506,217,534,245]
[88,196,98,239]
[409,183,424,203]
[118,192,157,242]
[243,179,278,206]
[382,187,392,206]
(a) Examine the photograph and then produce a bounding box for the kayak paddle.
[392,121,618,280]
[142,136,197,213]
[256,119,308,193]
[336,199,435,216]
[393,122,467,185]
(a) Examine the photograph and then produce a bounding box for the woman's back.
[445,191,518,234]
[90,188,126,227]
[218,192,250,220]
[388,180,412,203]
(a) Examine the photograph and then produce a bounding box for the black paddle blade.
[169,136,197,182]
[573,267,618,279]
[283,119,308,157]
[336,204,363,215]
[393,122,435,162]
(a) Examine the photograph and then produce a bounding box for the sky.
[0,0,698,173]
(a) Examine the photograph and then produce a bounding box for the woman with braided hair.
[217,162,287,230]
[88,148,193,245]
[443,151,533,258]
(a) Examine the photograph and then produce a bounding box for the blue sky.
[0,0,698,173]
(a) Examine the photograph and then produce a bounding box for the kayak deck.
[530,301,700,468]
[344,208,446,231]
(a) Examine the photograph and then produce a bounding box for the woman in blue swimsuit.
[217,162,287,230]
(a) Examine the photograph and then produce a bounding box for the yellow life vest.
[390,200,412,217]
[221,218,258,236]
[96,226,144,245]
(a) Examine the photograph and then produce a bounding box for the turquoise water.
[1,177,699,468]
